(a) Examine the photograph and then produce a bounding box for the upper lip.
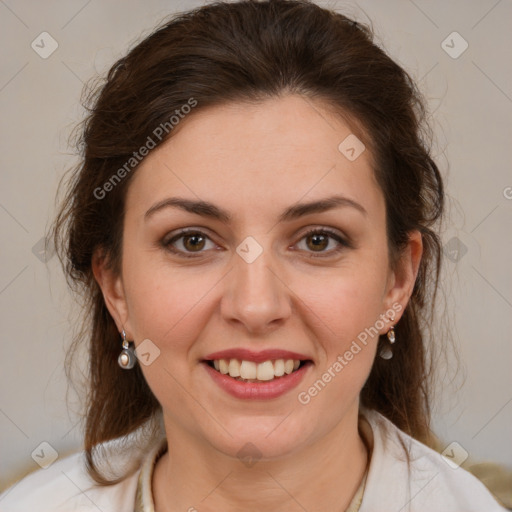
[203,349,311,363]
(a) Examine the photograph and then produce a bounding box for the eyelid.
[161,227,220,258]
[294,227,352,257]
[162,226,352,258]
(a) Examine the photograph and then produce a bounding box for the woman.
[0,0,507,510]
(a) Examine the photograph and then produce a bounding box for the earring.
[379,326,396,360]
[118,329,136,369]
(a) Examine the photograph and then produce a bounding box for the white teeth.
[228,358,241,377]
[240,360,257,379]
[274,359,285,376]
[284,359,294,374]
[256,361,275,381]
[210,358,304,381]
[219,359,229,374]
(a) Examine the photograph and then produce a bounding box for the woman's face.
[96,94,420,459]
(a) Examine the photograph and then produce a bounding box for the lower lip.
[203,362,311,400]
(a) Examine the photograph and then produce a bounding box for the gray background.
[1,0,511,490]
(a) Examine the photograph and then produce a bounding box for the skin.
[93,94,422,512]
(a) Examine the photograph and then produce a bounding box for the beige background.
[1,0,511,491]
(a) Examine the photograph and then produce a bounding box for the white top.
[0,409,506,512]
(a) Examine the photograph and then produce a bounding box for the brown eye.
[182,233,206,251]
[306,233,329,252]
[163,229,216,257]
[295,228,350,257]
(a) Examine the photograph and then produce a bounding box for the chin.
[205,414,316,461]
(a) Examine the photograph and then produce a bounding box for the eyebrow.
[144,194,367,223]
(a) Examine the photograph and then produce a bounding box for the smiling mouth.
[205,358,311,382]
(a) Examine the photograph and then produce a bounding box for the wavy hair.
[51,0,445,484]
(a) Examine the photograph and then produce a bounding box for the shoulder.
[0,450,140,512]
[360,409,507,512]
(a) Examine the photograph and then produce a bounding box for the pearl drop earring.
[118,329,136,369]
[379,325,396,360]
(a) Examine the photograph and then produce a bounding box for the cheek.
[121,251,216,356]
[291,275,383,417]
[289,260,388,398]
[120,261,218,417]
[295,263,388,344]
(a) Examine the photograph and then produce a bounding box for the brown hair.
[52,0,444,485]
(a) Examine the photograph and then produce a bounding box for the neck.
[152,407,369,512]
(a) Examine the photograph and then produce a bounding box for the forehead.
[125,95,383,221]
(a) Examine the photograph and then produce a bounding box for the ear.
[382,230,423,324]
[92,248,130,335]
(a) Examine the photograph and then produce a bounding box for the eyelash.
[162,227,351,259]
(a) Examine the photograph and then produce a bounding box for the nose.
[221,241,292,335]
